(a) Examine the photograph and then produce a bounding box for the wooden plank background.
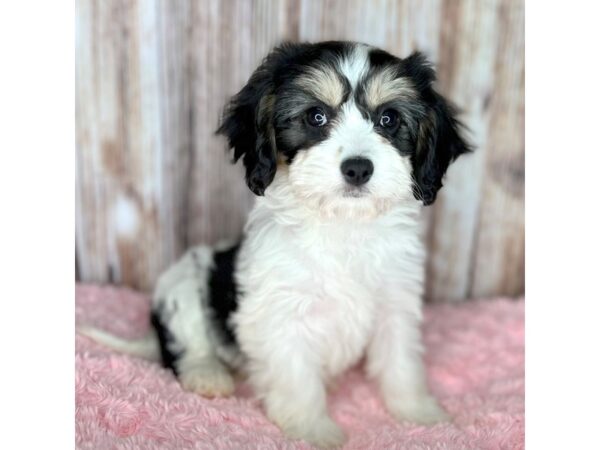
[75,0,524,302]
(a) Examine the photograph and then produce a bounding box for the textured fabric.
[75,284,524,450]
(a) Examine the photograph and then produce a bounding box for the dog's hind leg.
[152,247,235,397]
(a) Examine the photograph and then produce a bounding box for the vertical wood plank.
[76,0,122,285]
[425,0,502,302]
[76,0,101,283]
[469,0,525,298]
[156,0,194,253]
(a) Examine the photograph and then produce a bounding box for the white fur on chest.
[233,182,425,381]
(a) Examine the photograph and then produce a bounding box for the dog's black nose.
[341,158,374,186]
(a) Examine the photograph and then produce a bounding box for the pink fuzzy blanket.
[75,284,524,449]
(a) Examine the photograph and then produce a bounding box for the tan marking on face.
[364,66,416,109]
[295,64,345,107]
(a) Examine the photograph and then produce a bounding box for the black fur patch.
[207,243,240,345]
[150,305,183,375]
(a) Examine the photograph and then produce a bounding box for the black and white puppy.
[82,41,470,448]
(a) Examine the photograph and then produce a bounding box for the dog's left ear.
[217,51,280,196]
[404,52,472,205]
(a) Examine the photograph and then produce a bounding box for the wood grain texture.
[76,0,190,289]
[76,0,525,300]
[469,0,525,299]
[426,0,503,302]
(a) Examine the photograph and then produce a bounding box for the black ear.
[406,53,472,205]
[217,52,280,195]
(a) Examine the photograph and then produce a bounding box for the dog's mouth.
[342,186,369,198]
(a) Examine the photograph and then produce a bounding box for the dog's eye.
[379,109,399,128]
[306,107,328,127]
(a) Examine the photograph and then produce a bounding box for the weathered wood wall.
[75,0,524,302]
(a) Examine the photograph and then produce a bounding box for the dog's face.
[218,41,470,217]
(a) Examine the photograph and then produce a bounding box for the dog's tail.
[77,326,161,362]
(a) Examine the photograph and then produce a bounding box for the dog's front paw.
[178,363,235,397]
[280,416,346,449]
[390,394,450,425]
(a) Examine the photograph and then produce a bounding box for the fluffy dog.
[81,41,470,448]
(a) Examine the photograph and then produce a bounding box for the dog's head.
[218,41,471,217]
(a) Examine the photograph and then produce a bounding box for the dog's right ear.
[217,45,299,195]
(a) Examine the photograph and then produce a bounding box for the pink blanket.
[75,284,524,449]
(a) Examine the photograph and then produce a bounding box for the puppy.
[81,41,470,448]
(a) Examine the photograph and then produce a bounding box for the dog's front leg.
[238,311,345,448]
[366,289,448,425]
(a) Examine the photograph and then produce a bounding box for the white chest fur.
[232,180,425,382]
